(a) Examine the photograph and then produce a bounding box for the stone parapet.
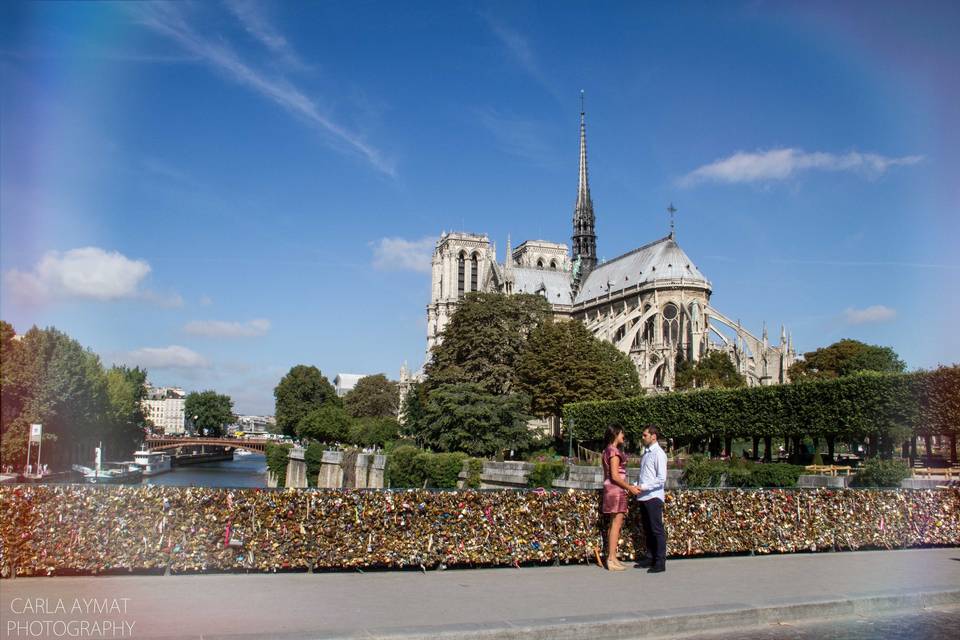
[317,450,344,489]
[797,474,851,489]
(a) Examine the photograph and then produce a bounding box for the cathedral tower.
[571,91,598,277]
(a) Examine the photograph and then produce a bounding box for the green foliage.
[515,320,642,419]
[347,416,400,448]
[184,390,234,437]
[274,365,339,437]
[852,458,912,487]
[424,293,552,395]
[410,383,534,457]
[465,458,483,489]
[789,339,906,381]
[385,445,467,488]
[0,324,114,467]
[343,374,399,418]
[298,404,351,444]
[527,460,565,488]
[681,455,803,488]
[104,366,149,456]
[265,442,291,487]
[304,442,325,487]
[811,452,824,466]
[675,351,747,390]
[565,368,960,445]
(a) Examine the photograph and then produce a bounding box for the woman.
[601,425,640,571]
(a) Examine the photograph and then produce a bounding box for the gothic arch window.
[550,259,557,270]
[457,252,466,298]
[662,303,680,344]
[536,258,544,269]
[470,253,478,292]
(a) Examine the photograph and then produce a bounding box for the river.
[144,452,268,488]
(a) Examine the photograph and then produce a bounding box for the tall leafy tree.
[516,320,643,419]
[788,339,906,382]
[185,390,234,437]
[297,404,351,444]
[0,325,111,468]
[104,366,150,457]
[424,293,552,395]
[675,351,747,390]
[343,374,399,418]
[274,365,339,437]
[411,383,534,457]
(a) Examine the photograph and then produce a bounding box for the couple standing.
[601,424,667,573]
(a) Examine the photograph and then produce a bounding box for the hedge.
[565,367,960,442]
[386,446,470,489]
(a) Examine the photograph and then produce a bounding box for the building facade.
[142,385,186,435]
[420,96,795,392]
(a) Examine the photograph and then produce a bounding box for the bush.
[852,459,912,487]
[464,458,483,489]
[528,460,565,488]
[386,447,468,488]
[265,442,291,487]
[304,442,325,487]
[682,455,803,488]
[681,455,727,487]
[386,445,422,488]
[348,417,401,448]
[749,463,804,488]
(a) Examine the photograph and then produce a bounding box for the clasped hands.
[627,484,642,496]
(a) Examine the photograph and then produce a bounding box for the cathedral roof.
[512,267,574,305]
[573,235,710,304]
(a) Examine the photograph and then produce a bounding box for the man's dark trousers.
[639,498,666,568]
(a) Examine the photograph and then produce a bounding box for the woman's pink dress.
[601,444,628,514]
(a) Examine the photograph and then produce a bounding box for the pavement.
[1,548,958,639]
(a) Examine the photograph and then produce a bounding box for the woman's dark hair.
[604,425,625,447]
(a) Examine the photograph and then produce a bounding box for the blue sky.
[2,1,957,415]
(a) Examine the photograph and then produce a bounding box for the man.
[636,424,667,573]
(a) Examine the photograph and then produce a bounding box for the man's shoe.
[647,565,665,574]
[634,557,653,568]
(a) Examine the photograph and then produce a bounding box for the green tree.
[424,293,552,395]
[104,366,149,457]
[516,320,642,419]
[274,365,339,437]
[348,416,401,448]
[788,339,906,382]
[412,383,534,457]
[0,325,111,469]
[675,351,747,390]
[343,374,399,418]
[185,390,234,437]
[400,381,427,437]
[298,404,351,444]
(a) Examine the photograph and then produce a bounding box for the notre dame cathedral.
[404,95,795,394]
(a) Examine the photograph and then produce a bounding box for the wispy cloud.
[132,3,394,176]
[843,305,897,325]
[370,237,435,273]
[184,318,271,338]
[482,14,559,100]
[3,247,181,306]
[772,258,960,270]
[475,108,558,167]
[117,345,210,370]
[223,0,306,69]
[679,148,923,186]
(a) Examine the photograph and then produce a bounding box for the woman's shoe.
[607,558,626,571]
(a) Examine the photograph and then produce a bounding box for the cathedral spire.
[572,90,597,276]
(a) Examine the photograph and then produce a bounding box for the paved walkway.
[2,548,958,639]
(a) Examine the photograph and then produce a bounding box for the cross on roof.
[667,203,677,237]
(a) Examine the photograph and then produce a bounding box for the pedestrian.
[636,424,667,573]
[601,425,640,571]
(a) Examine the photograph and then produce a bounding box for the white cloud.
[199,295,214,305]
[118,345,210,370]
[843,305,897,325]
[679,148,923,186]
[476,108,558,167]
[184,318,271,338]
[132,3,394,176]
[223,0,305,69]
[482,15,559,101]
[371,237,435,273]
[3,247,158,304]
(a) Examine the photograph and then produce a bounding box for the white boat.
[132,450,173,476]
[234,449,254,457]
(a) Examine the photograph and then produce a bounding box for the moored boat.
[133,449,173,476]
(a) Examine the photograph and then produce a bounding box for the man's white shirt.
[637,441,667,502]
